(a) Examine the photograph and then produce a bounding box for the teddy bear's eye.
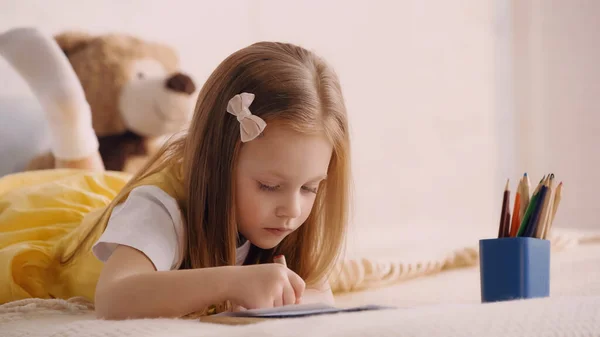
[136,72,145,79]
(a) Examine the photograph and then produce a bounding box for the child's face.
[235,124,333,249]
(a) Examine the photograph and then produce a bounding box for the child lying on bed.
[0,27,351,319]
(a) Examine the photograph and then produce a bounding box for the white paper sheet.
[214,303,393,318]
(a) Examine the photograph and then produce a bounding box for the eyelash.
[258,182,318,194]
[258,183,278,192]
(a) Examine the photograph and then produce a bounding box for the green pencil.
[516,176,545,237]
[517,191,539,236]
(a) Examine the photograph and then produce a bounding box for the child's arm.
[94,245,233,319]
[95,245,306,319]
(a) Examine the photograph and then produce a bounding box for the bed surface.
[2,294,599,337]
[335,240,600,308]
[2,229,600,336]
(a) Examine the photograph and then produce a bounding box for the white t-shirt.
[91,185,251,270]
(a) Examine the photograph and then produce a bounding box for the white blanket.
[1,296,599,337]
[335,238,600,308]
[2,228,600,336]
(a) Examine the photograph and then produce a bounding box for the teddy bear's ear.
[53,31,93,57]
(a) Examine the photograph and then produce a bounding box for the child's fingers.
[273,296,283,308]
[232,304,247,312]
[282,283,296,306]
[288,271,306,299]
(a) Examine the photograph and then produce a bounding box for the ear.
[149,42,180,71]
[53,31,93,56]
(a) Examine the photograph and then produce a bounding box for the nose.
[276,193,302,220]
[165,72,196,95]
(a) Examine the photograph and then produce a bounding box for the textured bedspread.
[2,229,600,336]
[1,295,599,336]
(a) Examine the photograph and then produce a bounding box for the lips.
[264,228,293,236]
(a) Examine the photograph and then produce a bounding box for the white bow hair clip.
[227,92,266,142]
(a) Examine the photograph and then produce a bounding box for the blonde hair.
[66,41,351,292]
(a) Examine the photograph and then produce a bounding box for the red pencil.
[509,179,522,237]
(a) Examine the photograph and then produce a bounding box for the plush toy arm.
[0,27,100,167]
[25,150,105,171]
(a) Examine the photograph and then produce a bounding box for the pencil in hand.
[274,255,287,267]
[273,255,303,305]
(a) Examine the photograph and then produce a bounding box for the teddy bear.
[0,27,196,174]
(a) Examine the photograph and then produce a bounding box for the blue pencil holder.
[479,237,550,303]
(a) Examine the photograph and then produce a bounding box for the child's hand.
[230,264,306,309]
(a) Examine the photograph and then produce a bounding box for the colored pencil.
[497,179,511,238]
[542,181,563,239]
[509,178,522,237]
[274,255,287,267]
[503,205,511,238]
[524,180,548,237]
[517,176,544,237]
[519,173,531,220]
[535,174,554,238]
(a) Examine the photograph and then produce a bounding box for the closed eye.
[258,182,318,194]
[258,182,279,191]
[302,186,318,194]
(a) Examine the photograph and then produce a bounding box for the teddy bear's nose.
[165,72,196,95]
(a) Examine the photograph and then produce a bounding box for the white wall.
[0,1,515,255]
[513,0,600,231]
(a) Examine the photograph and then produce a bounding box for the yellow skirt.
[0,169,131,304]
